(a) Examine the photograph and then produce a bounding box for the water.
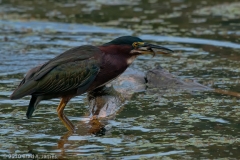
[0,0,240,159]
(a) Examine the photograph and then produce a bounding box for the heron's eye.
[132,42,138,48]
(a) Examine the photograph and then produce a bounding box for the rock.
[87,66,212,119]
[146,66,212,94]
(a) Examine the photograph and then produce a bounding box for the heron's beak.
[131,42,174,56]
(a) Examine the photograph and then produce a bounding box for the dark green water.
[0,0,240,159]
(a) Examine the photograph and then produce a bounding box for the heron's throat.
[126,56,137,65]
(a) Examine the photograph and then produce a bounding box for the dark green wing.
[10,45,102,99]
[35,59,99,95]
[34,45,101,81]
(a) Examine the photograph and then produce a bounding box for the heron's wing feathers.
[36,59,99,94]
[10,45,101,99]
[34,45,100,81]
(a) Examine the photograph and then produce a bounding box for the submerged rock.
[146,66,212,94]
[87,66,212,119]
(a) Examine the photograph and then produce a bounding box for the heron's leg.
[57,98,75,131]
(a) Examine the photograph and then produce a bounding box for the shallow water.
[0,0,240,159]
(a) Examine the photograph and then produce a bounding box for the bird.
[10,36,173,131]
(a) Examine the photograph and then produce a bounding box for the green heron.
[10,36,173,131]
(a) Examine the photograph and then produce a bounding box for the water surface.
[0,0,240,159]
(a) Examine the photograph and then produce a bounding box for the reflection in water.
[56,87,119,158]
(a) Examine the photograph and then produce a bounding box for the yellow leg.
[57,98,75,131]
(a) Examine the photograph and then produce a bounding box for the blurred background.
[0,0,240,159]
